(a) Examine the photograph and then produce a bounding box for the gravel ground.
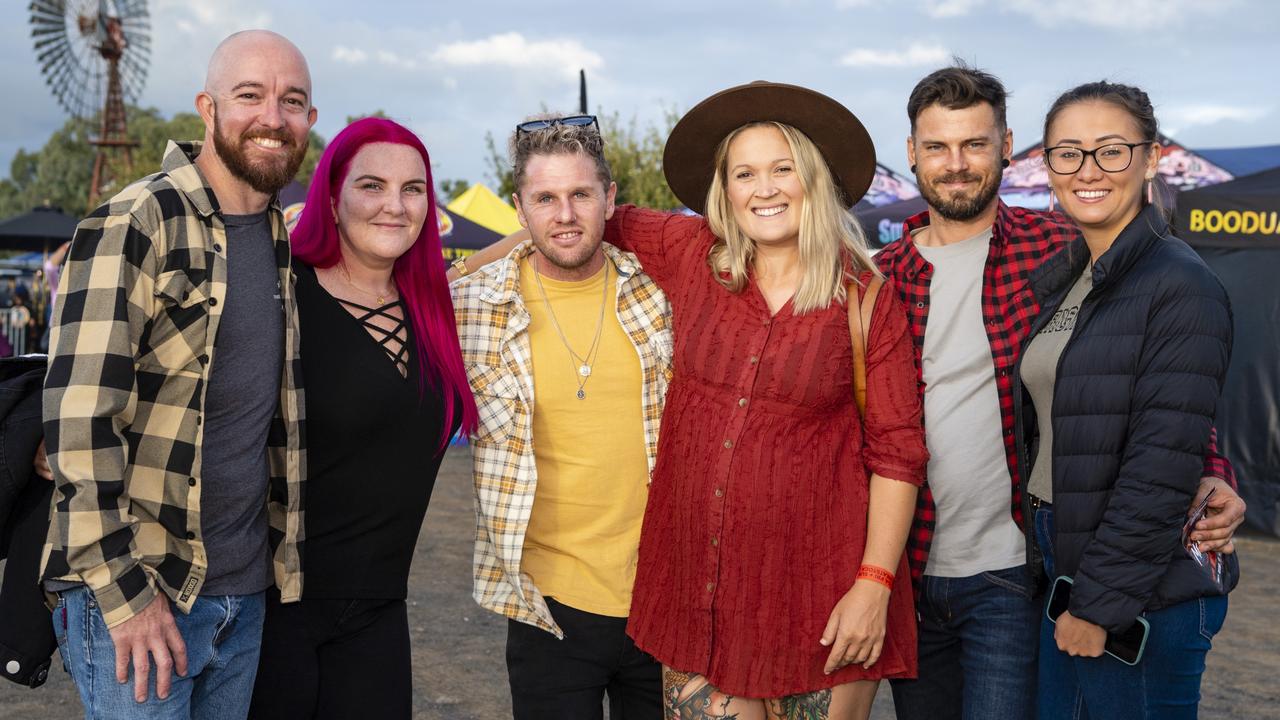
[2,446,1276,718]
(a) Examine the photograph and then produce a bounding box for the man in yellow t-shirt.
[450,115,671,718]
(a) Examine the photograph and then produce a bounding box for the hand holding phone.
[1046,576,1149,666]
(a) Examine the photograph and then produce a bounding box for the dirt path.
[3,446,1276,718]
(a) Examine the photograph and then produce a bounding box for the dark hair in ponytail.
[1044,81,1169,221]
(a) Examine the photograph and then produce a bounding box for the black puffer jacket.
[1013,205,1237,634]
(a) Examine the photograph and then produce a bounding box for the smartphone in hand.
[1046,576,1150,666]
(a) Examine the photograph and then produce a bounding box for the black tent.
[856,196,927,248]
[439,209,502,262]
[1174,167,1280,249]
[0,206,80,252]
[1176,167,1280,536]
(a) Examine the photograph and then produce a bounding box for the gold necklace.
[531,255,608,400]
[339,262,397,305]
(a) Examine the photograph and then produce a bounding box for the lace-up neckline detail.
[335,297,409,378]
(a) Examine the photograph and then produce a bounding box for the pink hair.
[291,117,477,445]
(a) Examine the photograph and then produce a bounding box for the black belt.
[1028,493,1052,511]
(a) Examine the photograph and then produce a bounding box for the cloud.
[430,32,603,78]
[375,50,418,70]
[155,0,271,35]
[332,46,420,70]
[840,42,949,68]
[332,46,368,65]
[1163,104,1270,131]
[1004,0,1233,29]
[926,0,984,17]
[834,0,877,7]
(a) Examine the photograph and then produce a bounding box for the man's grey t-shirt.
[915,227,1026,577]
[199,211,284,595]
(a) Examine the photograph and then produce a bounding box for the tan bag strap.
[848,275,885,417]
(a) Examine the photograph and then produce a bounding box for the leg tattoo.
[773,689,833,720]
[663,667,742,720]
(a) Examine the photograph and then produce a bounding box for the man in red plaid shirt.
[877,64,1246,720]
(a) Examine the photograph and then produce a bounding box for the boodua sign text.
[1186,209,1280,236]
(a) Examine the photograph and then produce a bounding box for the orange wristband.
[857,564,895,590]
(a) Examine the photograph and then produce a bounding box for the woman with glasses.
[1013,82,1236,719]
[249,118,477,719]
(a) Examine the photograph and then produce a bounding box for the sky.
[3,0,1278,190]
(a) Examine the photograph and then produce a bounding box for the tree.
[439,178,470,203]
[484,131,516,200]
[600,109,680,209]
[482,108,682,210]
[345,109,389,125]
[0,116,96,218]
[1,106,327,220]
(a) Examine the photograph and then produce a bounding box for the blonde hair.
[509,113,612,195]
[705,122,880,314]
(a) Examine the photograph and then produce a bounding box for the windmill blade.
[28,0,67,23]
[35,40,71,65]
[30,0,151,120]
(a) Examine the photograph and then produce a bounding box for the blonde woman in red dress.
[453,83,927,719]
[607,83,927,719]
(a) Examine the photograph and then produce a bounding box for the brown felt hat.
[663,81,876,215]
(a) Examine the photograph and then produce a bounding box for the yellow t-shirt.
[518,255,649,617]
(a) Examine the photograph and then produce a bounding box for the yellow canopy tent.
[446,184,521,236]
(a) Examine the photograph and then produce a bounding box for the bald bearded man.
[41,30,315,718]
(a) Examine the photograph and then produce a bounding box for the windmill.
[29,0,151,207]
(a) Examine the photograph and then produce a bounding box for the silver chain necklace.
[531,255,609,400]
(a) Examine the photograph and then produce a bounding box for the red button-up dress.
[606,206,928,698]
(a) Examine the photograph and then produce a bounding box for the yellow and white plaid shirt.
[41,141,305,628]
[451,241,671,636]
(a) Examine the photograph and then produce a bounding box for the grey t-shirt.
[916,227,1026,577]
[199,211,284,595]
[1021,263,1094,504]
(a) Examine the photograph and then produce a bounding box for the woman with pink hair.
[249,117,476,719]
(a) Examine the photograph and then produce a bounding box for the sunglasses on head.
[515,115,599,136]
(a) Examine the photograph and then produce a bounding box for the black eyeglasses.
[515,115,599,136]
[1044,141,1154,175]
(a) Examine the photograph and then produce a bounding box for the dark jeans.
[1034,507,1228,720]
[506,598,661,720]
[889,565,1040,720]
[249,592,411,720]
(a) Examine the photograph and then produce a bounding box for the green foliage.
[0,116,96,218]
[439,178,470,203]
[344,109,389,125]
[482,107,681,210]
[0,106,328,220]
[295,130,327,188]
[484,131,516,200]
[601,108,680,209]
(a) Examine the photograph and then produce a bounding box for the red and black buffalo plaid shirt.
[875,201,1235,591]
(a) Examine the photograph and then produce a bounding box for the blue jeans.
[1035,507,1228,720]
[889,565,1040,720]
[54,586,265,720]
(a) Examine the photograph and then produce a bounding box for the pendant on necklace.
[578,364,591,378]
[376,295,386,305]
[577,389,586,400]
